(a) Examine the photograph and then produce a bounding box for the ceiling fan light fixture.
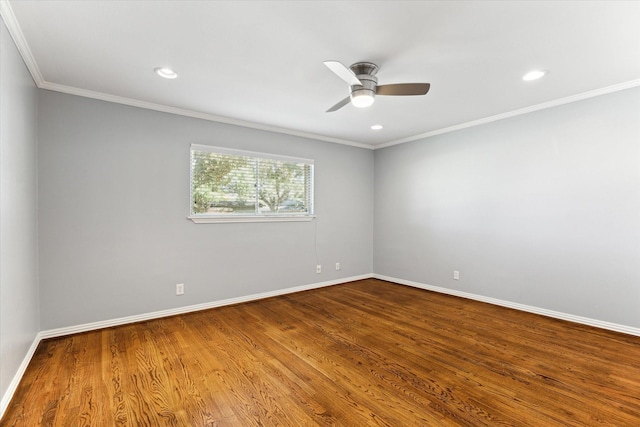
[350,89,375,108]
[154,67,178,79]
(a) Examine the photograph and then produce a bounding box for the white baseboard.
[5,272,638,420]
[0,332,42,418]
[374,274,640,337]
[1,274,372,419]
[39,274,372,339]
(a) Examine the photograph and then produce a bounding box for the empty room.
[1,1,639,425]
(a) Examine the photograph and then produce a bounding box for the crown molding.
[0,0,43,85]
[1,0,373,150]
[3,0,637,151]
[39,81,374,150]
[375,79,640,149]
[37,77,640,152]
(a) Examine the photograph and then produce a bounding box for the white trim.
[40,81,374,150]
[0,0,44,85]
[0,2,44,419]
[2,0,639,151]
[38,273,640,339]
[375,79,640,149]
[374,274,640,337]
[0,0,371,152]
[191,144,314,165]
[0,333,41,418]
[39,274,373,339]
[0,0,364,149]
[0,274,372,418]
[39,78,640,152]
[3,272,639,419]
[188,214,315,223]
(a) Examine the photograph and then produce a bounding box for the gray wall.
[0,20,39,401]
[374,87,640,328]
[37,90,374,330]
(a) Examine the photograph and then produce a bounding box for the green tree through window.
[190,145,314,217]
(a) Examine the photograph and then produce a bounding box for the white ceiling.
[3,0,640,148]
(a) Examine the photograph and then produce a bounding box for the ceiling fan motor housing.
[350,62,379,76]
[350,74,377,95]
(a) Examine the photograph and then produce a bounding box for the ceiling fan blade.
[376,83,431,96]
[324,60,362,86]
[326,96,351,112]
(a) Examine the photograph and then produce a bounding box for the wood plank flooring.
[2,278,640,426]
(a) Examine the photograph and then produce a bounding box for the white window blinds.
[190,145,314,221]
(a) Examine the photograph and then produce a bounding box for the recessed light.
[522,70,547,81]
[371,124,383,130]
[154,67,178,79]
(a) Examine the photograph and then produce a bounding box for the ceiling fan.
[324,61,430,112]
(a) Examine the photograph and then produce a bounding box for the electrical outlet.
[176,283,184,295]
[335,262,341,271]
[316,265,322,274]
[453,271,460,280]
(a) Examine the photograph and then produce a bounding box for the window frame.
[188,144,315,224]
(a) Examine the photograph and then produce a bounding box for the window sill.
[188,215,315,224]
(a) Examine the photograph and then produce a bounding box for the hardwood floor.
[2,278,640,426]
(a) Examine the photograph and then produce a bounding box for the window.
[189,144,314,223]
